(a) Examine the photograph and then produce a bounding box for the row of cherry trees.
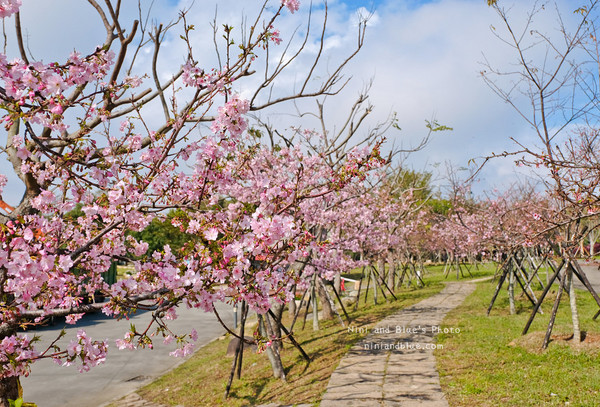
[2,0,600,403]
[0,0,438,403]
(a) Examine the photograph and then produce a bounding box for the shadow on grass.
[228,376,270,406]
[436,279,600,406]
[129,267,479,407]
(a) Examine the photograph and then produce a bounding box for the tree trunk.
[334,272,341,295]
[0,323,20,407]
[317,279,334,320]
[0,377,20,407]
[371,268,378,305]
[456,256,460,279]
[288,284,297,318]
[568,264,581,343]
[377,259,386,288]
[508,268,516,315]
[319,278,345,327]
[311,279,319,331]
[591,234,596,257]
[270,302,284,343]
[387,254,395,291]
[258,314,286,380]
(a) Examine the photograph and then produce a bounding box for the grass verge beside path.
[436,278,600,406]
[116,265,493,407]
[136,287,442,406]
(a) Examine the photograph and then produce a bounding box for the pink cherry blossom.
[281,0,300,13]
[0,0,21,18]
[204,227,219,241]
[0,0,401,389]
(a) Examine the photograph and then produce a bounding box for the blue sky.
[309,0,580,194]
[1,0,586,202]
[339,0,384,8]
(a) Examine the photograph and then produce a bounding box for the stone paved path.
[319,281,477,407]
[114,281,479,407]
[111,393,179,407]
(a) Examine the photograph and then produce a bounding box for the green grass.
[111,265,496,407]
[436,277,600,406]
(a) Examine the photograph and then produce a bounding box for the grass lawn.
[436,275,600,406]
[112,263,495,407]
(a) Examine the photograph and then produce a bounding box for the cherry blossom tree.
[0,0,392,402]
[483,0,600,346]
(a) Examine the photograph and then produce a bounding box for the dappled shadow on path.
[320,282,476,407]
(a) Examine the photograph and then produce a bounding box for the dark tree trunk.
[317,279,334,320]
[270,302,284,345]
[0,322,20,407]
[334,272,341,295]
[258,314,286,380]
[387,254,395,292]
[0,377,20,407]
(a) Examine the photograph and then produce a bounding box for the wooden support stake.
[522,259,565,335]
[225,336,242,399]
[514,256,539,302]
[318,278,345,327]
[542,275,565,349]
[268,309,311,365]
[462,261,473,277]
[301,289,312,331]
[225,301,248,398]
[363,266,372,305]
[372,266,388,301]
[311,277,319,331]
[570,260,600,319]
[370,267,378,305]
[487,264,509,316]
[513,268,542,313]
[399,262,409,286]
[354,266,365,312]
[330,281,352,324]
[290,288,308,332]
[527,253,546,289]
[236,302,248,379]
[371,265,397,301]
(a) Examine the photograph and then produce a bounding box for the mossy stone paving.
[320,282,477,407]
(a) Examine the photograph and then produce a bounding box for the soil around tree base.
[509,331,600,354]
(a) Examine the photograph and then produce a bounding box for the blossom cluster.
[0,0,421,382]
[181,62,226,91]
[282,0,300,13]
[0,334,38,378]
[0,49,115,130]
[57,330,108,373]
[210,95,250,139]
[0,0,21,18]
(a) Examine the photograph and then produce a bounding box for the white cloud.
[0,0,590,204]
[317,0,587,194]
